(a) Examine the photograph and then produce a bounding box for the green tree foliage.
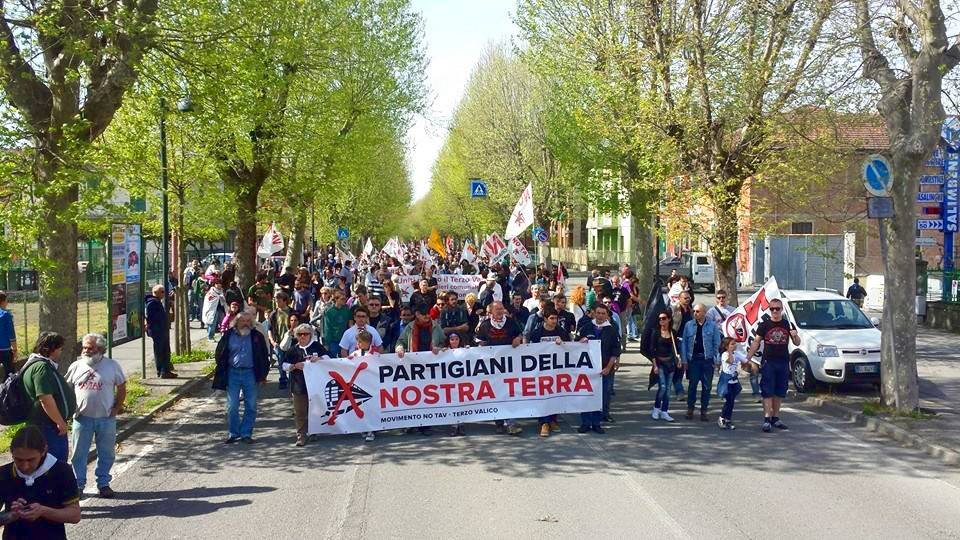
[412,45,575,243]
[0,0,161,359]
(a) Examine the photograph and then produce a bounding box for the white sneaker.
[660,411,675,422]
[651,407,661,420]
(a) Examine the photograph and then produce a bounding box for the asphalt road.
[68,345,960,540]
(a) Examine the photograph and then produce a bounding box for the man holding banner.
[746,298,800,432]
[576,303,620,433]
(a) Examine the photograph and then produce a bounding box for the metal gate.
[766,235,845,292]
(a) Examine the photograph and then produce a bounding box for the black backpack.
[0,356,44,425]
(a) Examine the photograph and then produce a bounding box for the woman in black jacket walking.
[282,324,329,447]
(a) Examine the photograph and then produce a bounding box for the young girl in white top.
[718,337,753,430]
[348,331,377,442]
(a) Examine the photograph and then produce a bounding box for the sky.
[407,0,518,201]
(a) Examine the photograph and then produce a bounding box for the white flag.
[481,233,507,260]
[722,276,782,356]
[460,240,478,263]
[257,223,284,258]
[363,238,374,257]
[505,183,534,240]
[419,242,434,264]
[509,237,531,265]
[382,238,402,260]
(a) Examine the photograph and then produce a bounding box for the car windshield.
[789,299,874,330]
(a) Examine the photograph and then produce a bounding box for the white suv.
[780,290,881,392]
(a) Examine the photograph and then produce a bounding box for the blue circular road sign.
[863,154,892,196]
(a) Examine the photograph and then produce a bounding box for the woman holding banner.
[282,324,329,447]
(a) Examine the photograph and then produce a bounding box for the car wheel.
[707,284,715,293]
[792,355,816,393]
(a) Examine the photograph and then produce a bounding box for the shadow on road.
[81,485,275,519]
[121,350,950,486]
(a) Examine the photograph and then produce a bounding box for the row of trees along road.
[0,0,426,360]
[414,0,960,413]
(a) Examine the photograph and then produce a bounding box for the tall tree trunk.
[234,186,261,291]
[174,197,190,354]
[628,193,655,314]
[880,156,921,410]
[708,182,741,305]
[284,207,307,269]
[36,153,80,368]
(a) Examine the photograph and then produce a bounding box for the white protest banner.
[482,232,507,260]
[257,223,284,258]
[382,238,403,260]
[722,276,782,352]
[436,274,483,298]
[505,182,534,240]
[394,275,420,302]
[303,340,602,435]
[509,237,531,265]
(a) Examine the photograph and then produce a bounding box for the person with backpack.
[20,333,76,461]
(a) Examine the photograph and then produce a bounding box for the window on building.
[791,222,813,234]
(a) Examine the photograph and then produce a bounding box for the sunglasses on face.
[658,316,669,321]
[770,307,782,312]
[716,296,726,300]
[296,333,311,337]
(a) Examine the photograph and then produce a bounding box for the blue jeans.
[655,367,672,412]
[626,313,639,339]
[721,381,742,420]
[226,368,259,438]
[686,358,715,413]
[39,423,69,462]
[71,415,117,489]
[275,346,288,385]
[749,371,761,396]
[207,323,217,340]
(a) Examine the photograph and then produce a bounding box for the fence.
[0,241,229,349]
[924,270,960,303]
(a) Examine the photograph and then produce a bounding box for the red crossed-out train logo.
[321,362,373,425]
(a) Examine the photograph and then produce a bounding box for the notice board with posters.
[108,223,144,347]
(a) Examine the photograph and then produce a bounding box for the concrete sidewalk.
[111,324,210,380]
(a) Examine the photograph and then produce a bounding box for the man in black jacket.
[576,303,621,434]
[145,285,176,379]
[214,309,270,444]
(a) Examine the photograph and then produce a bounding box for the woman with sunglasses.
[651,310,680,422]
[282,324,329,447]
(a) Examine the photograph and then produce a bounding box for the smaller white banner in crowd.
[722,276,782,352]
[257,223,284,258]
[303,341,602,434]
[482,232,508,261]
[509,237,531,265]
[394,274,484,303]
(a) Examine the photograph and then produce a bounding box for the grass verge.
[862,400,936,420]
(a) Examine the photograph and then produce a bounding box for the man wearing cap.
[478,274,502,308]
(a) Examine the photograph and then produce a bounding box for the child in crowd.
[348,330,377,442]
[717,337,752,430]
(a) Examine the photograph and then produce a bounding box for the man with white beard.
[213,309,270,444]
[64,333,127,498]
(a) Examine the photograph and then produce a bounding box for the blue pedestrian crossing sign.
[862,154,892,196]
[470,179,488,198]
[337,227,349,240]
